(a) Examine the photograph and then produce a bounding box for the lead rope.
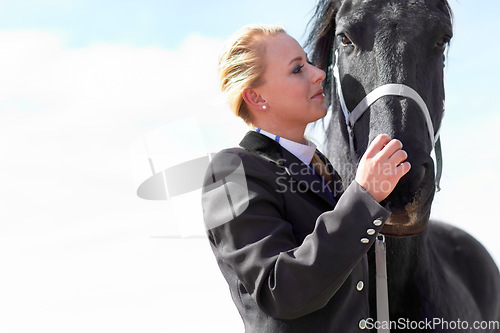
[375,234,390,333]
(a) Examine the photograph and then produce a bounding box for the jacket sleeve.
[202,149,390,320]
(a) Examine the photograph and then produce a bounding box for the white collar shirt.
[256,128,317,166]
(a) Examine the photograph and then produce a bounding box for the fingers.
[366,134,406,166]
[366,134,404,160]
[396,161,412,178]
[388,148,408,166]
[364,134,392,159]
[355,134,411,202]
[378,138,403,161]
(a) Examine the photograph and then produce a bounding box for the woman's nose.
[311,65,326,84]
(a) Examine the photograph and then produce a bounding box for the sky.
[0,1,499,332]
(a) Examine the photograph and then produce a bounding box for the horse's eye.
[437,35,451,48]
[340,34,353,46]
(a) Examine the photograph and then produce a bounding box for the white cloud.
[0,30,247,228]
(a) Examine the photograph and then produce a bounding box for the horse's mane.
[304,0,453,106]
[305,0,341,106]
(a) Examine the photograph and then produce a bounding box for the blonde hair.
[218,24,286,125]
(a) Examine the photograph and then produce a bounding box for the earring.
[262,105,267,110]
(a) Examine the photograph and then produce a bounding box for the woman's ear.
[242,88,268,111]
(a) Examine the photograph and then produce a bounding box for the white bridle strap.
[332,51,350,128]
[353,84,437,146]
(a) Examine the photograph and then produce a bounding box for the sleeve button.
[373,219,383,227]
[356,281,364,291]
[360,238,369,244]
[367,229,376,235]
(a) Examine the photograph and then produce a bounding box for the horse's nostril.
[387,158,433,210]
[407,163,426,193]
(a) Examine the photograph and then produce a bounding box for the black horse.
[307,0,500,331]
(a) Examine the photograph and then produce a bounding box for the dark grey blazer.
[202,131,390,332]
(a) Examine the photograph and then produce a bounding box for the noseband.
[332,50,443,191]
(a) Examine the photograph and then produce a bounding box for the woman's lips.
[312,89,324,99]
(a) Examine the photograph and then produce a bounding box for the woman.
[202,24,410,332]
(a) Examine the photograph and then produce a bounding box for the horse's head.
[308,0,452,236]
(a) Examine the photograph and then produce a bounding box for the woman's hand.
[355,134,411,202]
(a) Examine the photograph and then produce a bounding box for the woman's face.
[256,33,327,131]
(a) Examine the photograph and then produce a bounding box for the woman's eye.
[292,64,305,74]
[340,34,352,46]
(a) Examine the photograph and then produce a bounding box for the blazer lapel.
[239,131,337,208]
